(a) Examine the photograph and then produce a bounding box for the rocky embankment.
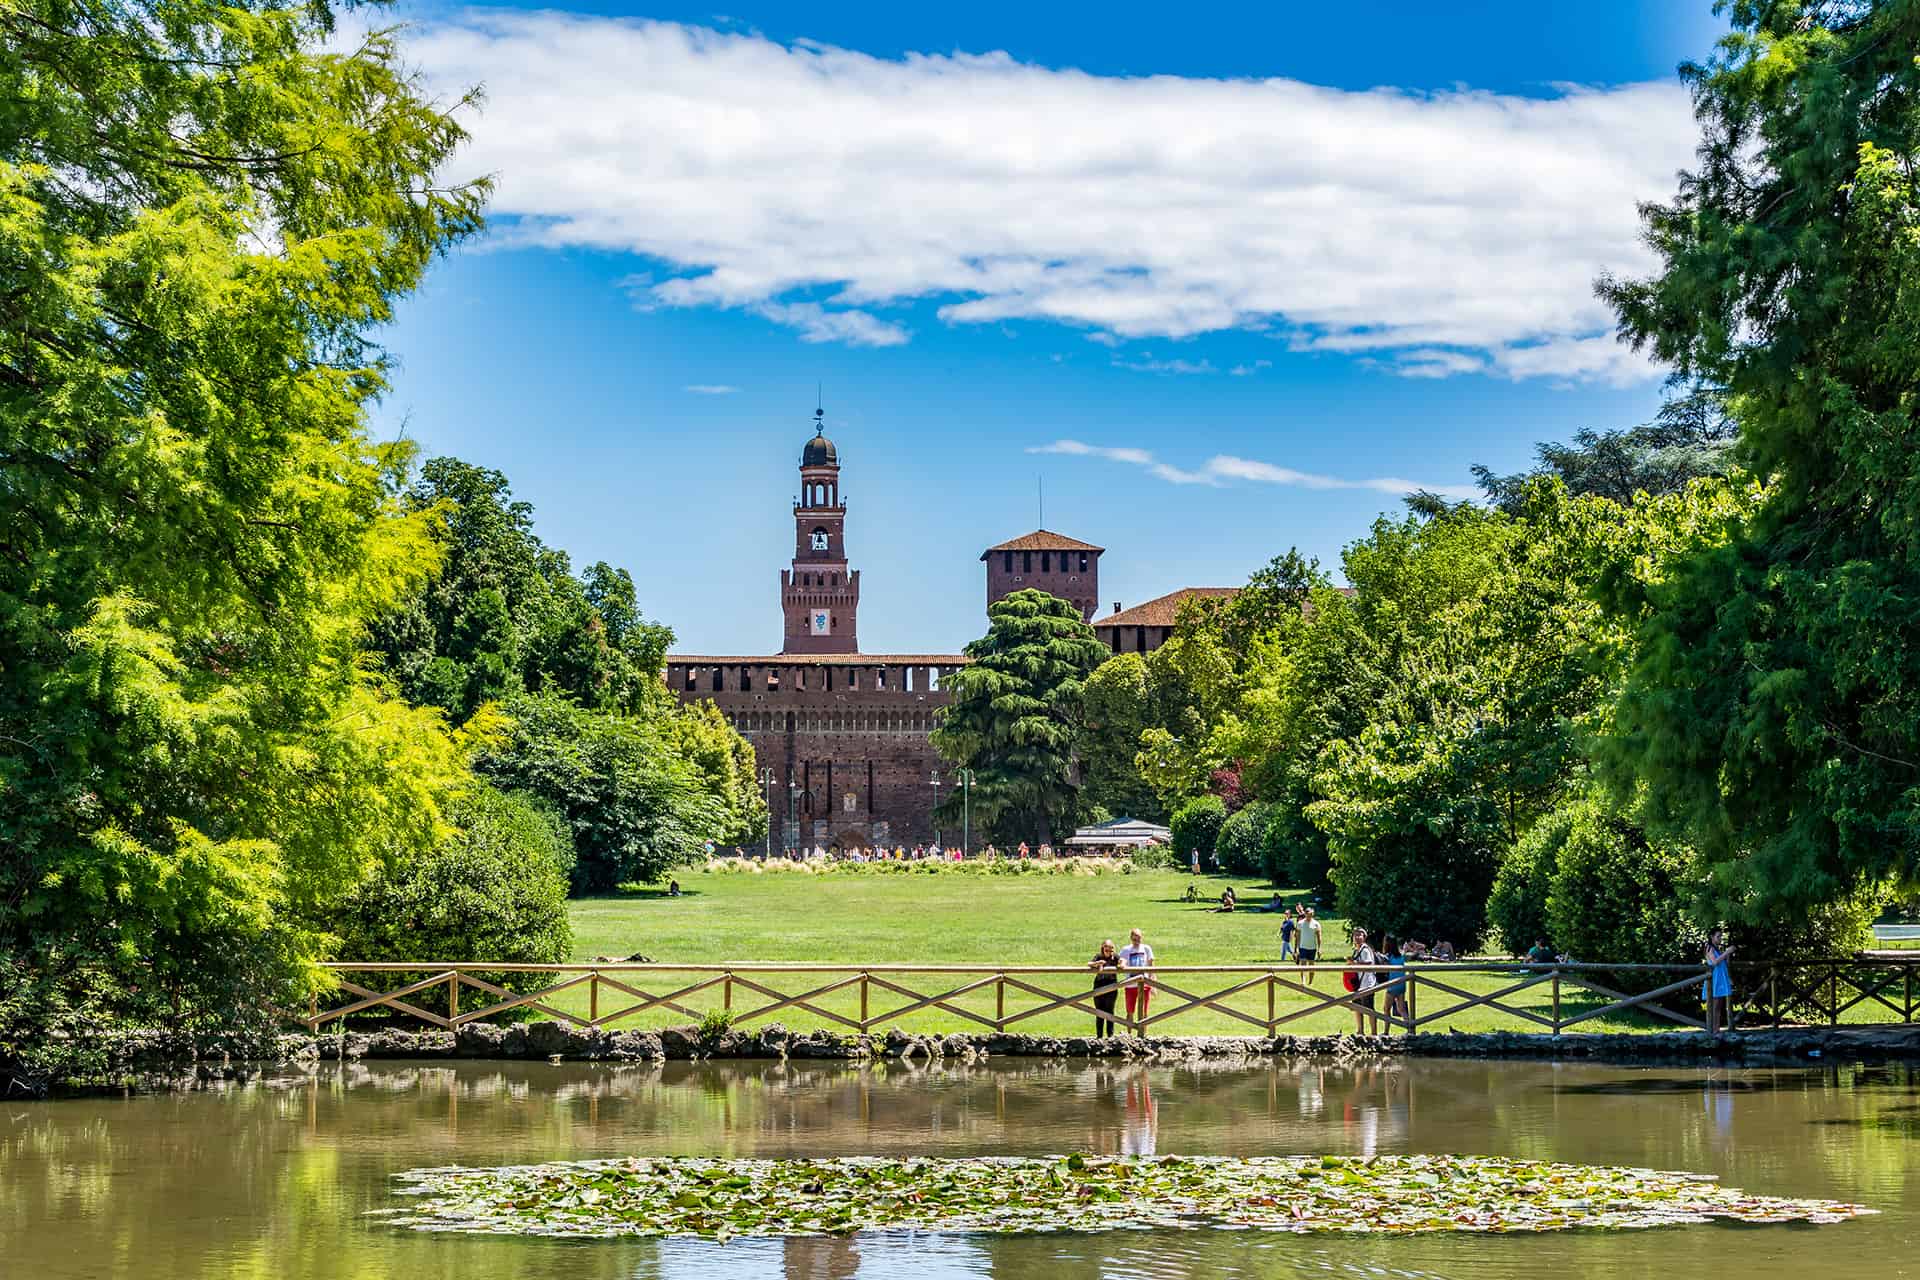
[48,1020,1920,1094]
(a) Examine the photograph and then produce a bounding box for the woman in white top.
[1117,928,1155,1034]
[1350,927,1381,1035]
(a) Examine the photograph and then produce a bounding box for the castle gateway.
[664,413,967,850]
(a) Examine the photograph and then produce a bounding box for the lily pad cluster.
[379,1153,1874,1240]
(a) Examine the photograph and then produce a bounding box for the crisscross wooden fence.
[293,957,1920,1037]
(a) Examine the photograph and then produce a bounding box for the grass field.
[524,867,1687,1038]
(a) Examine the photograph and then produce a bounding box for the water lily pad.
[380,1154,1874,1241]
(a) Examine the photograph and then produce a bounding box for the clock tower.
[780,409,861,654]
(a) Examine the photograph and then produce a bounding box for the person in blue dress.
[1702,928,1734,1032]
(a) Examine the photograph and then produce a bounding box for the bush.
[1171,795,1228,866]
[330,786,574,1017]
[1330,824,1498,951]
[1214,802,1274,876]
[1129,844,1174,871]
[1544,803,1697,968]
[1488,809,1573,956]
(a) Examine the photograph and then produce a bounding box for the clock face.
[811,611,831,635]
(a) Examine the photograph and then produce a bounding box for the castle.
[663,411,1219,851]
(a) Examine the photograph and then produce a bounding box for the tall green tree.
[933,589,1108,843]
[1596,0,1920,919]
[370,457,675,720]
[1473,384,1737,512]
[1078,653,1164,821]
[476,693,727,893]
[0,0,486,1051]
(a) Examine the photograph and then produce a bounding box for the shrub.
[1329,824,1499,952]
[1171,796,1228,866]
[1130,843,1174,871]
[1215,802,1274,876]
[330,786,574,1017]
[1544,803,1697,968]
[1488,808,1573,956]
[1252,800,1333,899]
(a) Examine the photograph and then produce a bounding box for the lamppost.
[788,777,800,855]
[759,768,775,858]
[929,771,941,848]
[954,767,974,857]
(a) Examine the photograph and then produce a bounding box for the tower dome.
[801,408,837,466]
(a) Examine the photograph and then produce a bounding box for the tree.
[370,457,677,720]
[0,0,486,1056]
[1595,0,1920,920]
[475,693,726,893]
[1077,653,1164,821]
[1474,383,1737,512]
[932,590,1108,844]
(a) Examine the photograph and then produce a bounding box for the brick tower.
[781,409,861,653]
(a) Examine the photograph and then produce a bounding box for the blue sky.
[372,2,1725,655]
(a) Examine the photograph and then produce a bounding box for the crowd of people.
[713,839,1093,862]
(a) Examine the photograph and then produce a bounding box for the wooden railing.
[294,957,1920,1038]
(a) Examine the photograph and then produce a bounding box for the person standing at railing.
[1118,928,1154,1033]
[1702,929,1735,1032]
[1349,928,1381,1035]
[1088,939,1121,1037]
[1382,936,1409,1031]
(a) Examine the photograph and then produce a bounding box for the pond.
[3,1055,1917,1278]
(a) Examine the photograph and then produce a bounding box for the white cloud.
[1229,360,1273,377]
[1028,439,1479,499]
[412,13,1697,380]
[1114,354,1218,375]
[750,300,909,347]
[684,383,740,394]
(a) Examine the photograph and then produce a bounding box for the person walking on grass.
[1349,927,1380,1036]
[1088,939,1121,1037]
[1280,908,1297,962]
[1297,907,1323,984]
[1119,928,1155,1033]
[1702,928,1734,1033]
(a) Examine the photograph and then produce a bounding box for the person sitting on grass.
[1213,887,1237,913]
[1431,939,1455,961]
[1183,883,1200,903]
[1526,938,1556,965]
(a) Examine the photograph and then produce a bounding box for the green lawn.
[534,867,1683,1038]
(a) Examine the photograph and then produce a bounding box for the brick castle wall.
[666,658,962,850]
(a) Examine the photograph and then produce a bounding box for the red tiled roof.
[666,654,970,666]
[1093,587,1240,630]
[980,529,1105,558]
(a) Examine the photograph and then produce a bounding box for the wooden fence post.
[446,973,459,1025]
[860,972,870,1030]
[1551,970,1561,1033]
[995,974,1006,1030]
[1405,970,1418,1032]
[724,973,733,1012]
[1267,972,1276,1035]
[589,972,599,1025]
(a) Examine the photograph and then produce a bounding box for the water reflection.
[2,1057,1916,1279]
